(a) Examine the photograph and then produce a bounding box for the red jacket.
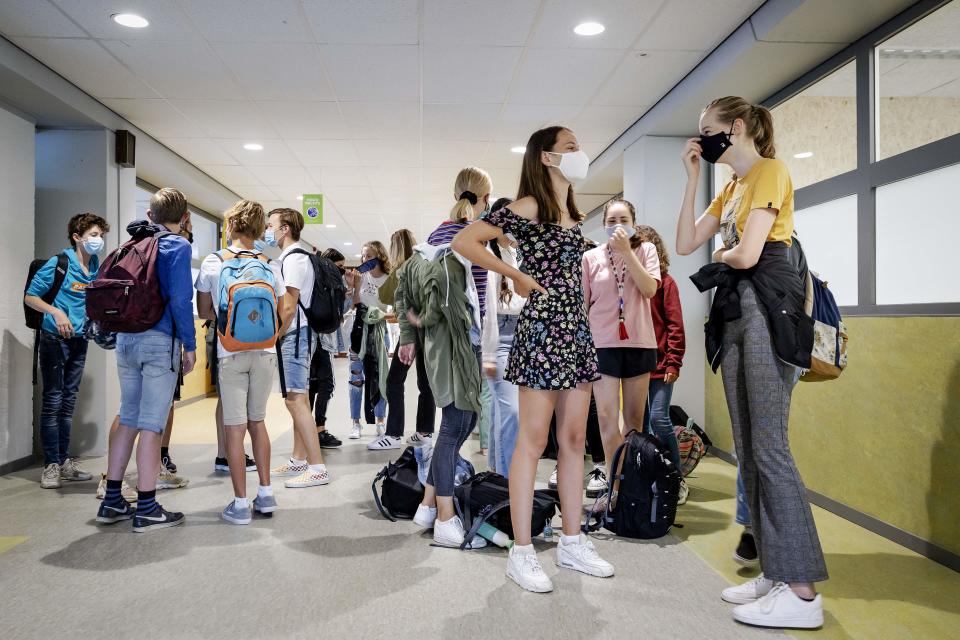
[651,273,685,379]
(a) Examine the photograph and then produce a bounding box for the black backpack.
[285,248,346,335]
[583,430,682,539]
[23,253,70,384]
[372,446,424,521]
[455,472,559,550]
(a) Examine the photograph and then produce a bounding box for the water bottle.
[477,522,511,548]
[543,517,554,541]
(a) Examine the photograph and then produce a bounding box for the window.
[876,0,960,160]
[794,195,859,306]
[189,208,218,261]
[771,60,857,189]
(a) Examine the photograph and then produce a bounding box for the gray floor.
[0,359,780,640]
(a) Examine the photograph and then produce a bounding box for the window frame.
[135,177,221,272]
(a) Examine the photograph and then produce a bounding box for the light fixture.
[510,146,526,154]
[574,21,605,36]
[112,13,149,28]
[325,224,337,228]
[243,142,263,151]
[354,253,362,258]
[343,241,353,246]
[296,195,303,200]
[922,49,932,53]
[793,151,814,159]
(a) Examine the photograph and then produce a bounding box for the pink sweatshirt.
[582,241,661,349]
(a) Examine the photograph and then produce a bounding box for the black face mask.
[699,123,734,164]
[186,231,194,245]
[337,266,346,276]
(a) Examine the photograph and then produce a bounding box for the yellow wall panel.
[177,317,213,401]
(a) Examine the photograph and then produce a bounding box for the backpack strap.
[581,440,628,535]
[33,253,69,384]
[461,500,511,550]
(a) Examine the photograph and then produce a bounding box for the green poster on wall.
[302,194,323,224]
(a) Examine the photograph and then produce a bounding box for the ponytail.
[449,166,492,223]
[704,96,776,159]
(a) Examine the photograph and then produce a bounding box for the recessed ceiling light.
[354,254,362,258]
[574,21,605,36]
[343,241,352,246]
[903,49,915,53]
[243,142,263,151]
[922,49,932,53]
[325,224,337,228]
[883,48,897,53]
[793,151,814,159]
[296,195,303,200]
[510,146,526,154]
[112,13,149,28]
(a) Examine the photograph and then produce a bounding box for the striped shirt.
[427,220,488,318]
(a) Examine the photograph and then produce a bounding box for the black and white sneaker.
[585,467,607,499]
[244,455,257,472]
[214,457,230,474]
[132,505,185,533]
[318,431,342,449]
[96,500,136,524]
[161,455,177,474]
[734,531,759,568]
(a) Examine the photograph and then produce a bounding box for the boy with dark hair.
[25,212,110,488]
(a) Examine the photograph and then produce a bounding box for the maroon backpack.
[86,228,173,333]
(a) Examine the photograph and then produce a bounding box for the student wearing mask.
[308,247,347,450]
[265,208,330,489]
[369,229,436,450]
[94,188,196,531]
[26,212,110,489]
[453,128,614,593]
[677,96,826,629]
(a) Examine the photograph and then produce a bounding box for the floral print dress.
[480,206,599,390]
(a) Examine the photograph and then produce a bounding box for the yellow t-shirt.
[705,158,794,249]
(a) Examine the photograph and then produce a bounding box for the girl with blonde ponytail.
[676,98,827,630]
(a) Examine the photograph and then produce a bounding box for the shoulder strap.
[370,467,397,522]
[43,253,70,305]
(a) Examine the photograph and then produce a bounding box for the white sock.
[257,485,273,497]
[234,497,249,509]
[512,543,535,556]
[561,534,581,546]
[291,458,306,466]
[421,505,436,513]
[308,464,326,474]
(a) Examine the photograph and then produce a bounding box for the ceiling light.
[343,241,353,246]
[883,48,897,53]
[510,146,526,154]
[354,254,362,258]
[922,49,932,53]
[903,49,915,53]
[112,13,149,28]
[325,224,337,228]
[574,22,605,36]
[793,151,814,159]
[243,142,263,151]
[296,195,303,200]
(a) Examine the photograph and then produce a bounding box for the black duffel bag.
[372,446,423,521]
[454,472,559,550]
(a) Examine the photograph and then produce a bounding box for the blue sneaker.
[132,505,185,533]
[253,493,277,516]
[222,500,252,525]
[96,500,136,524]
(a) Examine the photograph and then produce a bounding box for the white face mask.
[604,224,635,239]
[547,150,590,183]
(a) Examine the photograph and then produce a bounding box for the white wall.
[622,135,711,426]
[0,105,35,469]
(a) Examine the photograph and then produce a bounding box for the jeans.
[427,347,481,497]
[645,377,681,473]
[488,314,520,477]
[38,332,88,465]
[309,349,335,427]
[349,352,385,422]
[116,330,181,433]
[385,334,435,438]
[736,467,750,526]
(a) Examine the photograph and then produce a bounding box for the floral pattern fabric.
[479,206,599,390]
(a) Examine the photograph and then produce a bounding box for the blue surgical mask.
[605,224,635,239]
[82,236,104,255]
[253,239,267,252]
[264,228,279,247]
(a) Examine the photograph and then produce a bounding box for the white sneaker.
[367,435,401,451]
[678,479,689,505]
[432,516,487,549]
[408,432,431,445]
[96,474,137,502]
[413,504,437,529]
[349,423,362,439]
[556,534,614,578]
[547,466,558,489]
[60,458,92,481]
[284,467,331,488]
[156,468,189,490]
[732,583,824,629]
[585,465,607,498]
[376,422,386,437]
[40,463,61,489]
[721,573,775,604]
[506,547,553,593]
[270,461,308,477]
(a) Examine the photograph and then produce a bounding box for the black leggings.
[308,349,335,427]
[385,337,435,437]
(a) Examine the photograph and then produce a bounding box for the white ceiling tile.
[236,185,280,202]
[258,101,348,139]
[287,139,360,166]
[529,0,663,49]
[160,138,237,165]
[213,139,300,166]
[269,187,321,203]
[340,102,421,140]
[634,0,762,51]
[210,42,336,101]
[303,0,419,45]
[311,166,370,188]
[482,145,526,170]
[170,100,278,139]
[571,105,646,143]
[199,164,263,187]
[487,169,522,197]
[12,37,158,100]
[593,49,705,107]
[101,98,205,137]
[179,0,311,42]
[320,45,419,102]
[509,48,624,104]
[101,40,243,99]
[354,139,422,168]
[491,104,583,142]
[422,103,500,141]
[421,140,490,168]
[423,45,523,103]
[882,0,960,50]
[922,78,960,98]
[52,0,202,41]
[247,165,310,188]
[364,167,422,188]
[881,59,960,97]
[0,1,86,37]
[324,186,376,203]
[331,201,381,216]
[423,0,540,46]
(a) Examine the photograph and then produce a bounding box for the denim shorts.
[116,330,180,433]
[280,326,316,394]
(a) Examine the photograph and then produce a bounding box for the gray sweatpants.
[720,281,828,584]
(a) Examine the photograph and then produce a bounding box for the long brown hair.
[518,126,581,225]
[703,96,776,159]
[389,229,416,269]
[362,240,391,274]
[635,225,670,275]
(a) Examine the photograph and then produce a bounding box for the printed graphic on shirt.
[720,194,742,249]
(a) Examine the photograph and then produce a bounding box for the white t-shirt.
[359,272,388,312]
[195,246,286,358]
[279,242,314,336]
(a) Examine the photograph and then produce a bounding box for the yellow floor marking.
[0,536,28,555]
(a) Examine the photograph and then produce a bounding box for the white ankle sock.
[512,543,535,556]
[308,464,326,474]
[561,534,580,546]
[257,485,273,497]
[234,497,249,509]
[291,458,306,466]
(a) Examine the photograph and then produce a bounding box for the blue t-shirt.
[26,248,99,336]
